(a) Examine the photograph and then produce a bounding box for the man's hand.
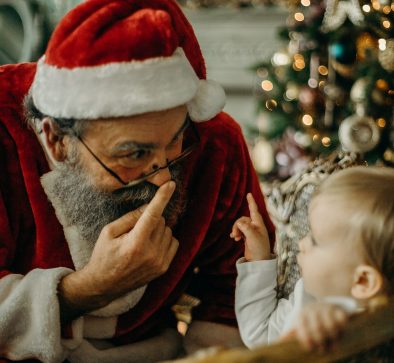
[58,181,179,320]
[230,193,271,261]
[293,302,349,351]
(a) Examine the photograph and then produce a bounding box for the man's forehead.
[83,107,188,149]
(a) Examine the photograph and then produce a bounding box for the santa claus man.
[0,0,275,362]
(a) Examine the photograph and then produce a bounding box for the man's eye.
[123,149,150,160]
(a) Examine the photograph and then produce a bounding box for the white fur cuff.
[0,268,74,363]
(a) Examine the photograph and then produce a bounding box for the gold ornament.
[265,99,278,111]
[331,58,355,78]
[356,32,378,61]
[371,79,393,105]
[379,38,394,72]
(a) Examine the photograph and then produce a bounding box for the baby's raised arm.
[233,193,291,347]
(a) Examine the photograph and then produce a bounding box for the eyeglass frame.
[76,116,200,189]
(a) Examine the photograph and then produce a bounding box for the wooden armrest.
[174,297,394,363]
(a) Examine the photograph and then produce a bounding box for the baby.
[232,166,394,351]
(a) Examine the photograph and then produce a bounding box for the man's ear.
[41,117,68,162]
[351,265,383,300]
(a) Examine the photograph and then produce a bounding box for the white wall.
[183,7,287,129]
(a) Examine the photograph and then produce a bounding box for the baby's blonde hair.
[313,166,394,293]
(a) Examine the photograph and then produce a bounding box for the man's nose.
[148,165,172,186]
[147,151,172,185]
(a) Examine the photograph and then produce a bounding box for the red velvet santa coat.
[0,63,275,361]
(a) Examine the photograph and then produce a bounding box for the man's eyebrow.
[111,116,190,154]
[111,141,157,154]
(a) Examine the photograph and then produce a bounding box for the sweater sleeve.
[235,258,279,347]
[235,258,303,348]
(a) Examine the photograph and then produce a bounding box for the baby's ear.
[351,265,383,300]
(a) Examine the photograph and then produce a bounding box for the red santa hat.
[31,0,225,122]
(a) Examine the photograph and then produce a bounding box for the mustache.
[112,180,158,204]
[112,164,183,208]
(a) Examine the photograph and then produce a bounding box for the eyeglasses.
[77,119,200,189]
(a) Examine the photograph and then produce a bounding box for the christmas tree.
[250,0,394,180]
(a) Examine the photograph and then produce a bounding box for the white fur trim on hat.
[31,48,225,122]
[187,79,226,122]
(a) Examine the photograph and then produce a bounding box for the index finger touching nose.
[134,181,176,234]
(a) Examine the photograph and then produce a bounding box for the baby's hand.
[294,302,349,351]
[230,193,271,261]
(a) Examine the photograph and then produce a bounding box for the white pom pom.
[187,79,226,122]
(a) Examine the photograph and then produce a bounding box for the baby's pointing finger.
[247,193,264,226]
